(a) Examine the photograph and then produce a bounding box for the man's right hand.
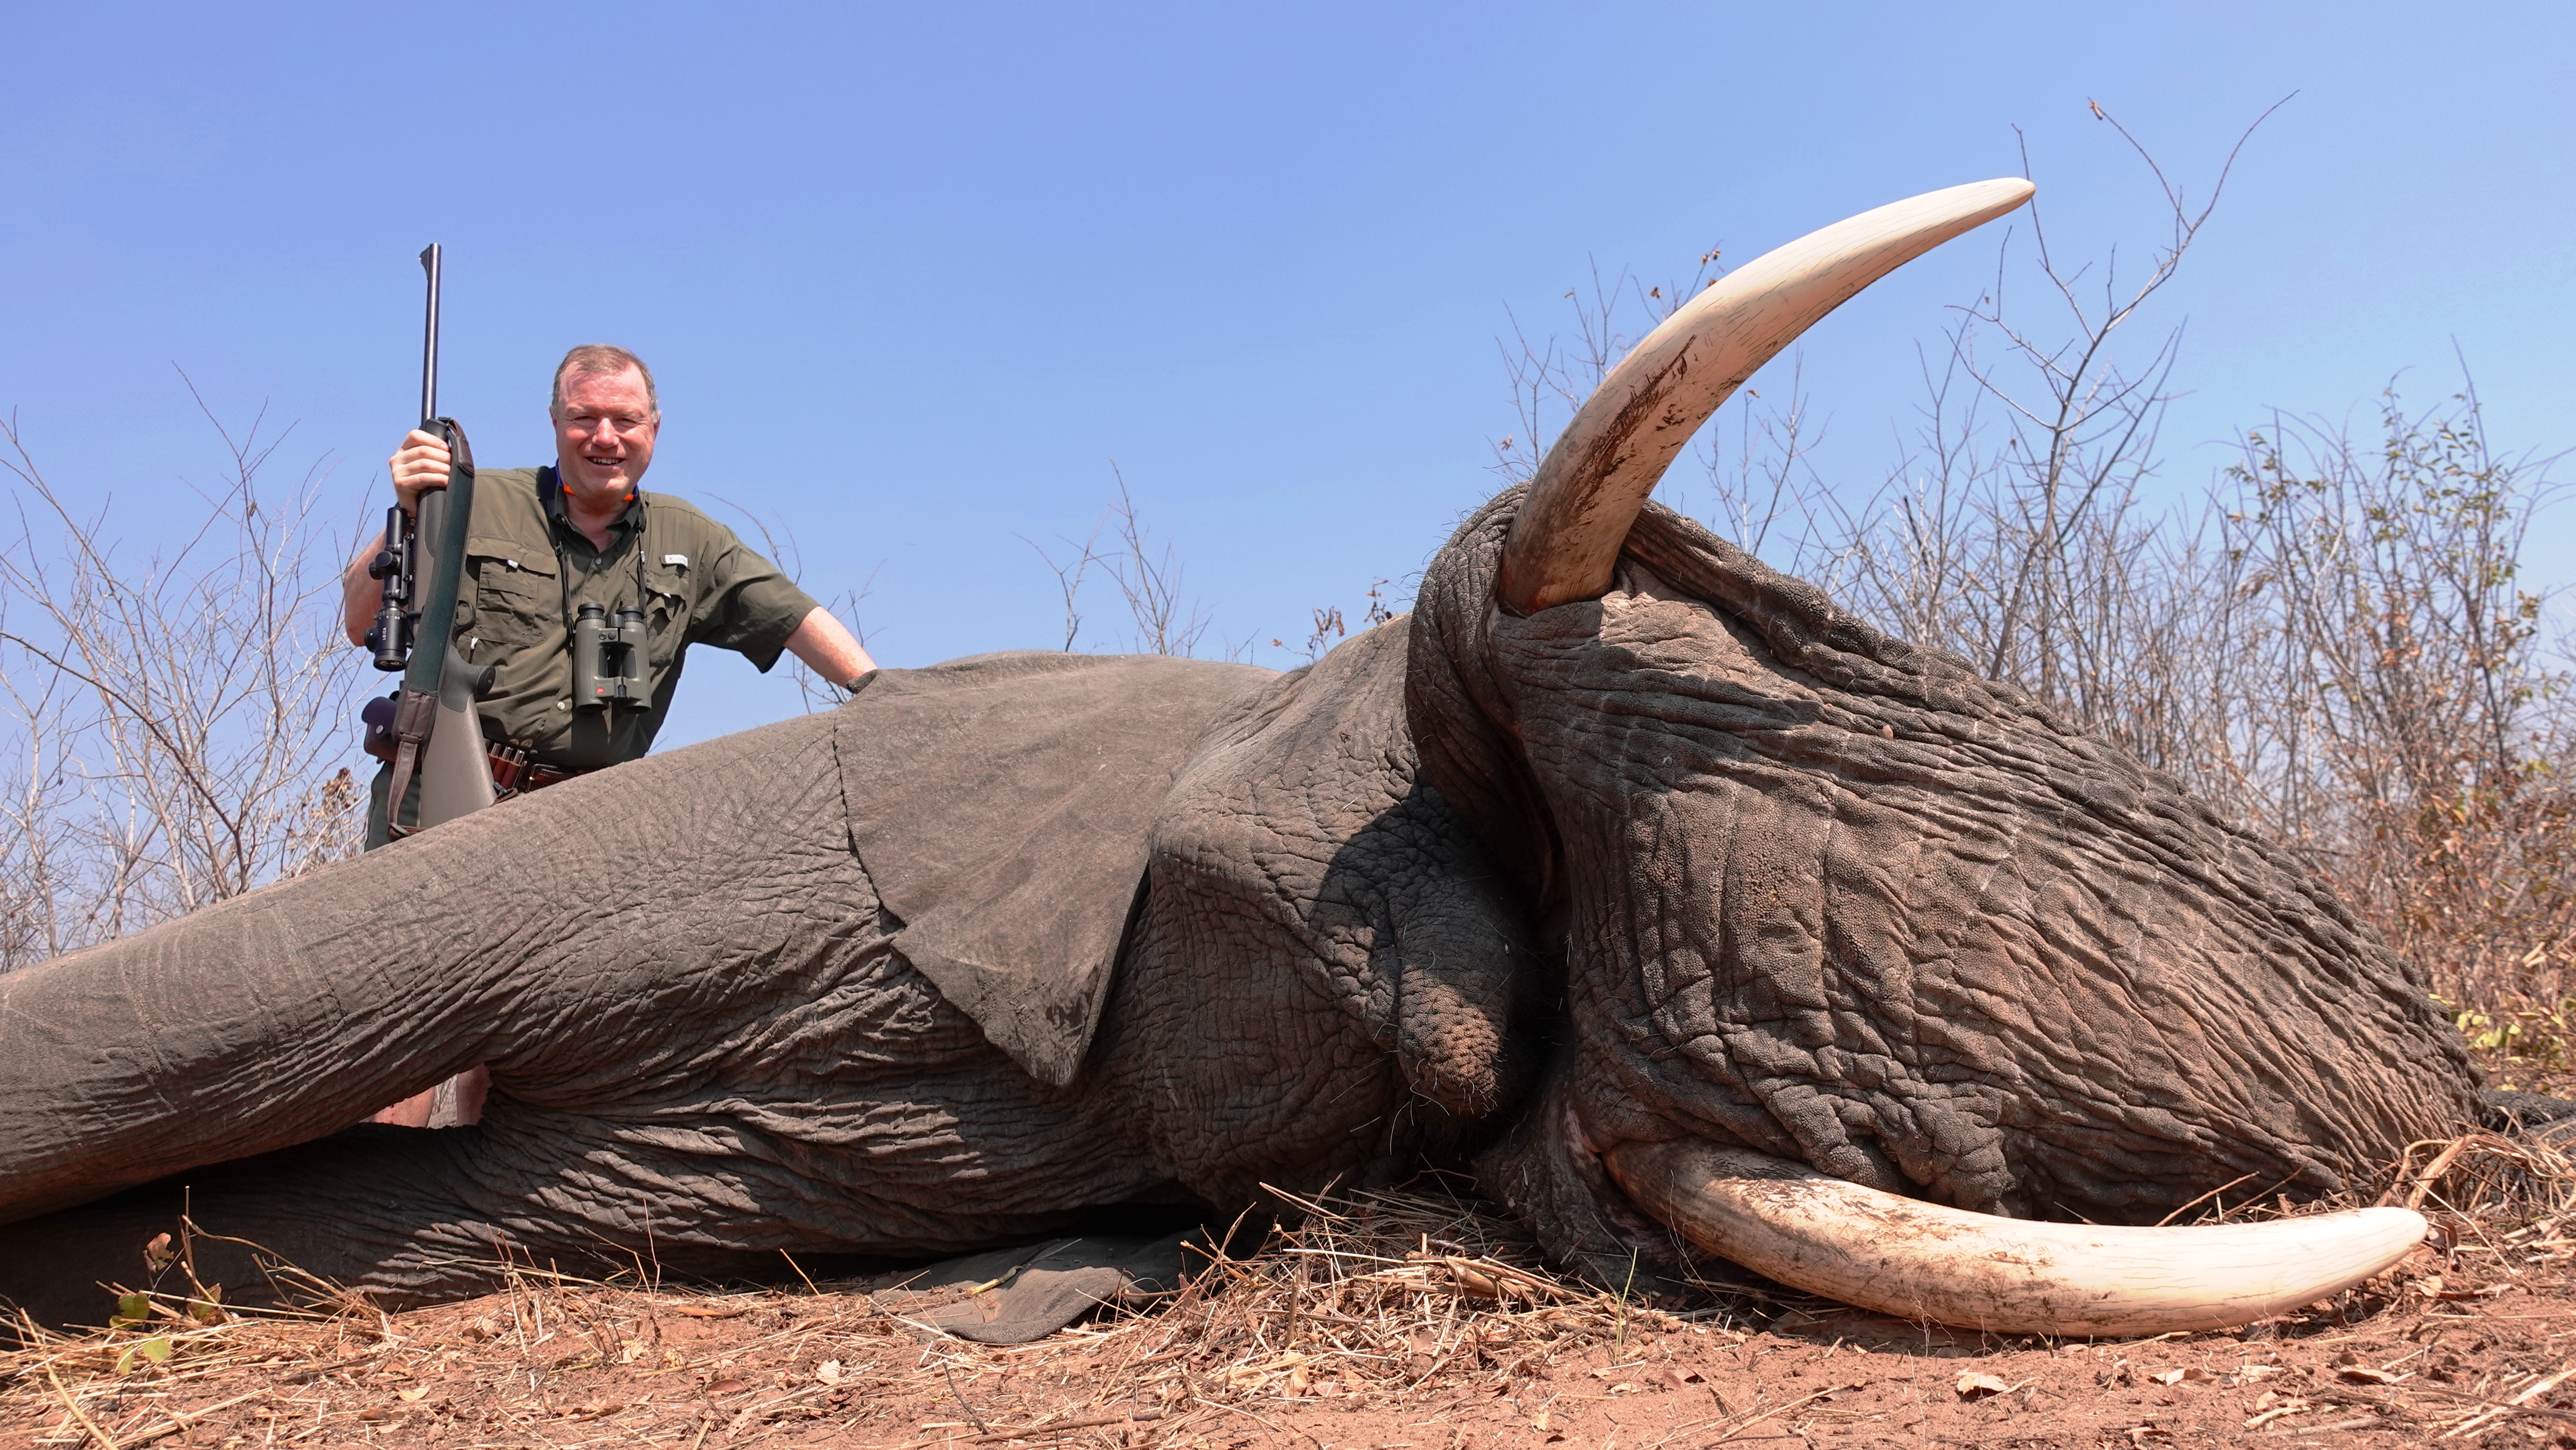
[388,428,453,516]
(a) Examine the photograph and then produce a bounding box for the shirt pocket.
[465,540,559,653]
[643,561,691,669]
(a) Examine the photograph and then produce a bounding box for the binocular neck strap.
[553,492,653,652]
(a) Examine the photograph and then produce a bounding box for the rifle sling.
[380,689,441,841]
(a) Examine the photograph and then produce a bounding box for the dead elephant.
[0,180,2479,1338]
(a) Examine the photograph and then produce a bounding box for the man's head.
[549,345,660,506]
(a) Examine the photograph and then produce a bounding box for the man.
[339,343,874,1124]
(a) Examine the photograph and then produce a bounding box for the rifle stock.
[402,432,496,829]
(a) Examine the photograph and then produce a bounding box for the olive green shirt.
[454,467,821,770]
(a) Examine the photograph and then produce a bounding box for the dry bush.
[0,396,364,973]
[1028,468,1215,659]
[2212,403,2573,1037]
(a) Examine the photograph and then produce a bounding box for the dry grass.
[0,1179,1699,1448]
[10,1150,2576,1449]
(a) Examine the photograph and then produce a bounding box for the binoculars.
[572,602,650,709]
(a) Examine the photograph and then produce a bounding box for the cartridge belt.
[485,741,596,798]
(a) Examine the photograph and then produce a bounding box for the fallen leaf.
[2336,1366,2401,1385]
[2148,1367,2212,1386]
[357,1407,388,1423]
[1660,1366,1703,1391]
[814,1360,844,1386]
[2415,1273,2446,1297]
[1956,1371,2013,1400]
[396,1386,433,1403]
[702,1378,749,1396]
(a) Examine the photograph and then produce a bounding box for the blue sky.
[5,2,2569,750]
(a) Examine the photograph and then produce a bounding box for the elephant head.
[1390,181,2476,1330]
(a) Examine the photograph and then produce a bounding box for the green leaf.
[111,1291,153,1329]
[114,1335,173,1373]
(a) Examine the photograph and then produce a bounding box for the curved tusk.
[1495,178,2035,616]
[1605,1139,2428,1337]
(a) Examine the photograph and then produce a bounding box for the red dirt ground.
[8,1228,2574,1450]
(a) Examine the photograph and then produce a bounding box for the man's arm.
[341,430,458,645]
[339,531,390,646]
[782,608,876,688]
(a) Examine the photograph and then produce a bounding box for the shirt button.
[556,700,571,711]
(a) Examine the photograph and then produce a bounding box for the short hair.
[549,344,659,417]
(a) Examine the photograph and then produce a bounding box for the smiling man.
[337,345,874,1127]
[339,344,875,827]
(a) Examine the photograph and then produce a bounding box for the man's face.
[551,366,660,504]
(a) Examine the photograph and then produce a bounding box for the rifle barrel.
[419,243,442,426]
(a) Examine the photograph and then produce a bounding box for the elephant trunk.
[1605,1138,2427,1337]
[0,804,557,1226]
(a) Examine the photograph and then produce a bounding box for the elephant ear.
[835,652,1273,1087]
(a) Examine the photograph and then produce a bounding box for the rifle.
[364,243,497,847]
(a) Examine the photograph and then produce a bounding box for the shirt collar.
[539,465,644,541]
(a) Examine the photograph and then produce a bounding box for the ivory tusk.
[1496,177,2034,616]
[1604,1138,2429,1337]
